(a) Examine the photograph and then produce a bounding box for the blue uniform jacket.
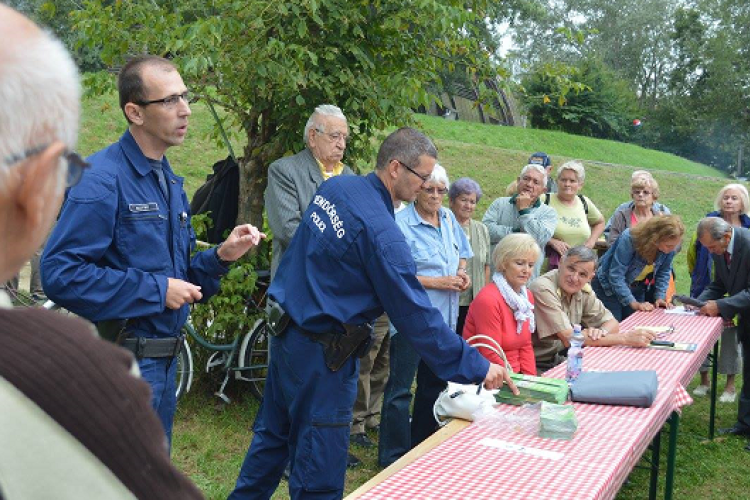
[269,172,490,384]
[594,228,675,306]
[42,130,227,338]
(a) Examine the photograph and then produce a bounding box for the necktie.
[724,251,731,267]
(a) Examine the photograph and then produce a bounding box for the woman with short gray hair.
[449,177,491,335]
[688,183,750,402]
[543,161,605,269]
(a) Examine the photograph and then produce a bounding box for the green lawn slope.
[75,94,747,499]
[418,114,723,178]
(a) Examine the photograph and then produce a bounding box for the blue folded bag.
[570,370,659,408]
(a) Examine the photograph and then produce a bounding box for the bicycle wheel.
[238,319,269,401]
[174,336,194,401]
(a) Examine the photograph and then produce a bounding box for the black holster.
[96,319,129,344]
[310,322,374,372]
[266,300,291,337]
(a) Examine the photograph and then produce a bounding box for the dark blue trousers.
[229,326,358,500]
[138,356,177,448]
[378,332,420,467]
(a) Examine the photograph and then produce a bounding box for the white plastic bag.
[433,382,496,426]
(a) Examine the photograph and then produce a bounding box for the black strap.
[121,336,183,359]
[544,192,588,214]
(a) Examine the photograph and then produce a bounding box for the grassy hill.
[77,95,748,499]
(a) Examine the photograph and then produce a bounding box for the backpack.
[190,156,239,244]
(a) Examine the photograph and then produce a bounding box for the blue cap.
[529,152,551,168]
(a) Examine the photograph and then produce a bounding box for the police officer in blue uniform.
[41,55,264,444]
[229,128,517,500]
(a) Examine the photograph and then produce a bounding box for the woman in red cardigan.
[463,233,540,375]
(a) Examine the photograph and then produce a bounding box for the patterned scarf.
[492,271,535,335]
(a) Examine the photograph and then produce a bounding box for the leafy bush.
[523,58,639,141]
[189,214,271,347]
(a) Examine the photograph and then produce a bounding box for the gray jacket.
[265,148,354,277]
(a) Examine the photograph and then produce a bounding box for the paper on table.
[478,438,564,461]
[647,342,697,352]
[664,306,697,316]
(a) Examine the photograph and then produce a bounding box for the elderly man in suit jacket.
[696,217,750,450]
[266,105,387,466]
[265,104,354,278]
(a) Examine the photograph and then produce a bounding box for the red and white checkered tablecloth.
[357,311,722,500]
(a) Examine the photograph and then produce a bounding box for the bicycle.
[36,271,271,404]
[175,269,272,404]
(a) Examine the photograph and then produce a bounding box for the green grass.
[418,114,724,178]
[76,93,748,499]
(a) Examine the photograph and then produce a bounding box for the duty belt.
[304,323,374,372]
[268,307,374,371]
[121,335,184,359]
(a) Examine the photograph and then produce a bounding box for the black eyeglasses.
[135,91,193,109]
[314,127,350,144]
[4,144,90,187]
[396,160,430,184]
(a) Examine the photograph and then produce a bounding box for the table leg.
[649,429,661,500]
[664,411,680,500]
[709,340,719,440]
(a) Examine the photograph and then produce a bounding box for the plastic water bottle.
[566,324,585,385]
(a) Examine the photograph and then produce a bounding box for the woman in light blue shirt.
[378,164,473,466]
[592,215,684,321]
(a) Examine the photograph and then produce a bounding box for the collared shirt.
[727,227,736,258]
[269,172,489,384]
[530,269,614,364]
[396,204,473,331]
[42,130,228,338]
[316,158,345,180]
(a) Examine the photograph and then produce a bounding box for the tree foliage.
[638,1,750,171]
[74,0,513,228]
[522,58,637,140]
[511,0,677,109]
[5,0,104,71]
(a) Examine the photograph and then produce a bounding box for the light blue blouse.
[395,204,473,330]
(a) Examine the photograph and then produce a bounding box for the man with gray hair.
[530,246,655,372]
[482,163,557,277]
[0,5,203,498]
[265,104,354,278]
[695,217,750,447]
[264,105,371,468]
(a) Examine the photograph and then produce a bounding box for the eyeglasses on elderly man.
[4,144,90,187]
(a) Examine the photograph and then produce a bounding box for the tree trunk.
[236,110,281,229]
[237,153,267,229]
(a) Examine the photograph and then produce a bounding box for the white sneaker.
[719,391,736,403]
[692,385,710,397]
